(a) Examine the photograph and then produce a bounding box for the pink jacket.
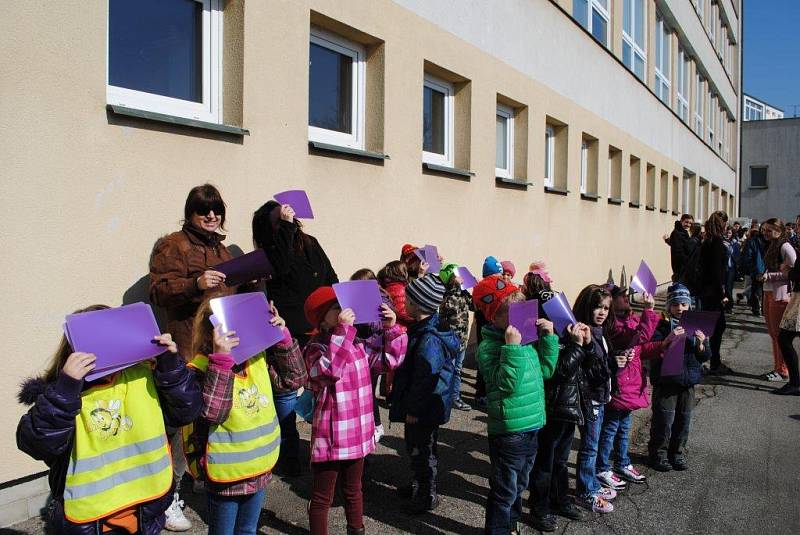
[608,347,649,411]
[764,242,797,303]
[609,309,660,350]
[304,324,407,463]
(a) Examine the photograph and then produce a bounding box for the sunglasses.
[195,204,224,217]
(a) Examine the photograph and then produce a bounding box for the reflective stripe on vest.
[186,352,280,483]
[64,364,172,523]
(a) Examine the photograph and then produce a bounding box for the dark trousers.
[371,375,382,425]
[778,329,800,387]
[309,458,365,535]
[751,279,763,313]
[485,431,538,534]
[700,301,727,369]
[404,423,439,499]
[649,384,695,461]
[529,420,576,517]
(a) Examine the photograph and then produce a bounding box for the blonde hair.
[43,305,110,383]
[191,298,215,358]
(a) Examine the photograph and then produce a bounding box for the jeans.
[404,423,439,500]
[485,431,538,534]
[453,349,466,400]
[596,408,632,473]
[778,329,800,386]
[273,390,299,463]
[648,384,694,461]
[576,403,604,498]
[529,420,576,517]
[309,458,365,535]
[207,488,266,535]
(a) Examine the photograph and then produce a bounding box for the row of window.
[694,0,736,76]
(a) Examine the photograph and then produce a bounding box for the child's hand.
[213,326,240,354]
[614,353,628,367]
[380,304,396,328]
[455,275,464,286]
[536,318,554,336]
[62,352,96,381]
[580,323,593,344]
[695,330,706,344]
[418,260,429,276]
[153,333,177,354]
[664,326,685,345]
[567,323,584,345]
[643,292,655,310]
[505,325,522,345]
[269,300,286,328]
[626,348,635,363]
[280,204,295,222]
[339,308,356,326]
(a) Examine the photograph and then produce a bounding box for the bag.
[294,388,314,423]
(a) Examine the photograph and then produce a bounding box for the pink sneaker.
[618,464,646,483]
[596,487,617,501]
[597,470,627,490]
[580,494,614,513]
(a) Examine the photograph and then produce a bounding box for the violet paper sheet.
[273,190,314,219]
[660,333,688,376]
[680,311,720,338]
[65,303,164,381]
[509,299,539,345]
[630,260,658,296]
[457,266,478,291]
[542,292,577,336]
[209,292,285,364]
[215,249,275,286]
[333,280,383,325]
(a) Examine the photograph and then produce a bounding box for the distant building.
[743,94,784,121]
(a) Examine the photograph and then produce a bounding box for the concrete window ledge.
[308,141,389,161]
[672,210,680,216]
[660,208,669,214]
[107,105,249,136]
[646,205,656,211]
[422,163,474,179]
[544,186,569,196]
[496,177,532,189]
[607,197,624,205]
[629,201,641,209]
[581,193,600,201]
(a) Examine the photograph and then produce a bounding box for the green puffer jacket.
[476,326,559,435]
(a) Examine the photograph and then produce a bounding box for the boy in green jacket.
[473,275,559,534]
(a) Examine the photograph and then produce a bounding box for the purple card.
[680,311,719,338]
[542,292,577,335]
[457,266,478,291]
[416,244,442,274]
[215,249,275,286]
[333,280,383,325]
[509,300,539,345]
[65,303,164,381]
[274,190,314,219]
[209,292,285,364]
[661,333,687,376]
[630,260,657,296]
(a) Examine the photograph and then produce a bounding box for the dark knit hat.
[303,286,338,328]
[405,274,446,314]
[606,284,627,298]
[666,284,691,308]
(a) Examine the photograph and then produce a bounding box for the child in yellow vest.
[16,304,202,535]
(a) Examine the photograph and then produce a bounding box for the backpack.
[679,242,702,294]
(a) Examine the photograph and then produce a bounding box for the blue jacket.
[741,234,766,276]
[647,319,710,387]
[389,313,460,426]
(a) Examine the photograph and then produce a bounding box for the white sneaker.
[618,464,646,483]
[164,492,192,531]
[597,470,627,490]
[374,424,385,444]
[595,487,617,501]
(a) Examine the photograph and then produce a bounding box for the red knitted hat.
[401,243,418,260]
[304,286,338,328]
[472,275,519,322]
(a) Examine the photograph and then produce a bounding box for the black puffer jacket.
[544,341,597,426]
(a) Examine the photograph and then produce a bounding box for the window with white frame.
[308,28,366,149]
[580,141,588,194]
[677,48,690,122]
[707,93,715,147]
[696,0,705,21]
[695,74,704,135]
[107,0,222,123]
[709,3,716,44]
[422,74,454,167]
[724,117,731,161]
[573,0,610,46]
[622,0,646,81]
[745,98,764,121]
[717,105,724,153]
[654,12,671,104]
[544,125,555,187]
[495,105,514,178]
[682,176,690,214]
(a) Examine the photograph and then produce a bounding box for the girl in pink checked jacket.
[302,286,408,535]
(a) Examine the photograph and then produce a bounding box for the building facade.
[743,94,785,121]
[0,0,740,521]
[740,118,800,223]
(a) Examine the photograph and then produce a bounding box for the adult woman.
[698,212,729,375]
[774,257,800,395]
[760,218,796,381]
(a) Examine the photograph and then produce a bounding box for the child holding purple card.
[16,305,202,534]
[639,284,709,472]
[438,263,475,412]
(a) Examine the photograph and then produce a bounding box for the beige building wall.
[1,0,737,487]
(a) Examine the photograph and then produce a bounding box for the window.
[750,166,768,188]
[709,3,716,43]
[695,74,704,134]
[696,0,705,22]
[682,175,691,214]
[622,0,646,80]
[645,163,656,208]
[107,0,222,123]
[608,146,622,200]
[580,141,588,194]
[672,175,680,212]
[308,28,366,149]
[745,98,764,121]
[574,0,610,46]
[677,48,690,122]
[495,105,514,178]
[422,74,454,166]
[707,93,715,147]
[544,125,555,187]
[717,105,724,153]
[654,13,671,103]
[660,170,669,210]
[629,155,641,205]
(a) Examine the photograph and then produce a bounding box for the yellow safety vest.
[64,363,172,524]
[185,353,280,483]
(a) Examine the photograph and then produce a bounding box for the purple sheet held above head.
[214,249,275,286]
[542,292,577,336]
[457,266,478,291]
[209,292,285,364]
[509,299,539,345]
[630,260,657,296]
[274,190,314,219]
[333,280,383,325]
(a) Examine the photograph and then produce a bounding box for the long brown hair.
[183,184,227,230]
[572,284,612,329]
[764,217,788,271]
[191,299,215,359]
[377,261,408,286]
[704,212,726,240]
[43,304,110,383]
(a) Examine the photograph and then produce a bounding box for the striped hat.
[666,283,692,308]
[405,274,446,314]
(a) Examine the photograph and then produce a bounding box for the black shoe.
[452,398,472,411]
[670,458,688,471]
[397,481,418,499]
[279,457,301,477]
[530,513,558,532]
[772,384,800,396]
[557,502,585,520]
[346,526,365,535]
[408,494,439,514]
[651,458,672,472]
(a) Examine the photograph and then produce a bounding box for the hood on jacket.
[674,220,683,231]
[410,314,461,356]
[18,376,46,406]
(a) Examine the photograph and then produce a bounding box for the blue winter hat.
[482,256,503,278]
[666,284,692,308]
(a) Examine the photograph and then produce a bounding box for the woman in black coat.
[699,212,729,373]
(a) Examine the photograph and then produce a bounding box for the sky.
[743,0,800,116]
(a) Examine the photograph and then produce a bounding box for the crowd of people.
[14,183,799,535]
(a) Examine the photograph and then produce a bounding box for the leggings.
[777,329,800,386]
[764,292,789,376]
[309,458,365,534]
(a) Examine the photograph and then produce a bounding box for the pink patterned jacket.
[304,323,407,463]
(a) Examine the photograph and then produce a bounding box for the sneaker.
[670,457,688,471]
[618,464,646,483]
[408,493,440,514]
[764,371,785,382]
[650,457,672,472]
[374,424,385,444]
[579,494,613,514]
[475,396,488,409]
[556,501,585,520]
[192,478,205,494]
[164,492,192,531]
[595,487,617,501]
[772,384,800,396]
[530,513,558,531]
[453,398,472,411]
[597,470,627,490]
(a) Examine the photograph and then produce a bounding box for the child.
[401,243,427,279]
[640,284,709,472]
[572,285,616,513]
[606,285,658,350]
[472,276,559,534]
[389,274,460,514]
[183,299,290,535]
[303,286,407,535]
[438,263,474,411]
[474,257,503,407]
[16,305,202,534]
[520,262,556,317]
[500,261,516,283]
[378,260,413,398]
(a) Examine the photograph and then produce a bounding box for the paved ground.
[5,300,800,534]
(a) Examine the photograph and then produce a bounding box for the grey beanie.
[405,274,446,314]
